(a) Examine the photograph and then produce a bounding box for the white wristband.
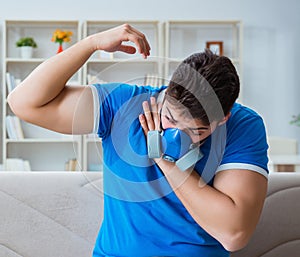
[147,130,161,158]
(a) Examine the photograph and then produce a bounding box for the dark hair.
[165,49,240,125]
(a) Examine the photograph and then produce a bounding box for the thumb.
[118,44,137,54]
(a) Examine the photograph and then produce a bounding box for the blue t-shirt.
[90,83,269,257]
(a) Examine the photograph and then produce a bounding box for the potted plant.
[51,29,72,54]
[16,37,37,58]
[290,114,300,127]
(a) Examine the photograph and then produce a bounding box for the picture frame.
[206,41,223,56]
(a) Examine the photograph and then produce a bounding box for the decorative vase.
[57,43,63,54]
[20,46,33,59]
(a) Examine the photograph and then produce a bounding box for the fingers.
[118,44,137,55]
[123,24,151,59]
[139,114,148,136]
[139,97,161,135]
[94,23,151,59]
[157,102,162,129]
[151,97,160,131]
[142,101,155,131]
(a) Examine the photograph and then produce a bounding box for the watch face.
[162,154,177,163]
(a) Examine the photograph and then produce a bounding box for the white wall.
[1,0,300,153]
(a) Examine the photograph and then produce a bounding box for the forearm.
[8,36,96,108]
[156,159,258,251]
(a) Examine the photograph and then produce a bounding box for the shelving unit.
[1,19,243,172]
[2,20,82,171]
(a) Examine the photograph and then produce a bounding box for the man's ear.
[218,112,231,126]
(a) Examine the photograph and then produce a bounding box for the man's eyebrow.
[166,106,209,131]
[189,127,209,131]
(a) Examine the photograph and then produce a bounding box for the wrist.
[157,158,195,189]
[84,34,100,53]
[156,157,176,174]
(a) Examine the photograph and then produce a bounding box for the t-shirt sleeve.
[89,83,135,139]
[216,107,269,178]
[89,83,157,139]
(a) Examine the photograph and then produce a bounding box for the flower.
[51,29,73,45]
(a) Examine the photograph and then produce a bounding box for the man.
[8,24,268,257]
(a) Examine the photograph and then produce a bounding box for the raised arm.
[7,24,150,134]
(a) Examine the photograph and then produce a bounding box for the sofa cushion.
[0,172,103,257]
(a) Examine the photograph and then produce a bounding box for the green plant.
[290,114,300,127]
[16,37,37,48]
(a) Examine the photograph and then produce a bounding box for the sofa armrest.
[231,172,300,257]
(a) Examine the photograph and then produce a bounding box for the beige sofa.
[0,172,299,257]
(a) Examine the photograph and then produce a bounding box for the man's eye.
[165,115,176,124]
[190,130,203,136]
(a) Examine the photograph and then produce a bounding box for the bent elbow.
[7,92,19,116]
[7,91,28,121]
[221,230,251,252]
[7,92,16,114]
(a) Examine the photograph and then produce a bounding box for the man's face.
[160,100,219,144]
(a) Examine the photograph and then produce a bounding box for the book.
[5,72,18,94]
[5,115,24,140]
[5,116,17,140]
[23,160,32,171]
[65,158,79,171]
[13,116,24,139]
[5,158,31,171]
